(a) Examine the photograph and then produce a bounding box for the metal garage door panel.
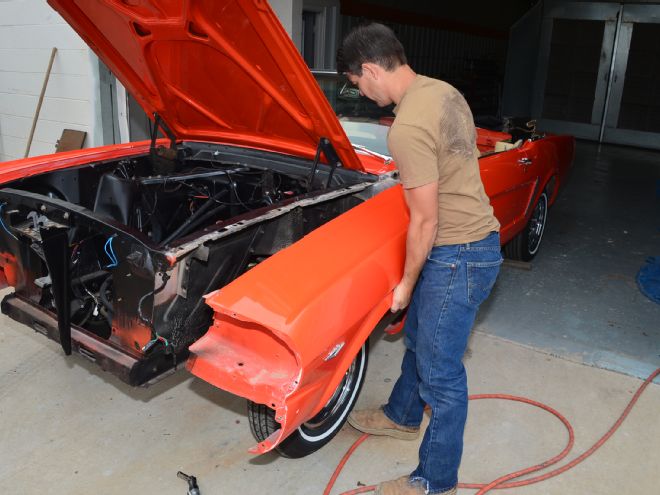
[532,2,619,140]
[602,4,660,149]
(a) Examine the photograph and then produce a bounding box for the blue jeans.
[383,232,502,493]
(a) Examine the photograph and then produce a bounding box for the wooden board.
[55,129,87,152]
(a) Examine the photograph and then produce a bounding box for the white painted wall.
[0,0,100,162]
[0,0,317,162]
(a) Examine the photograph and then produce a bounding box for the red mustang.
[0,0,574,458]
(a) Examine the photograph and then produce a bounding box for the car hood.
[48,0,362,171]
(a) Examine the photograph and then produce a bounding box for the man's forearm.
[391,181,439,312]
[400,217,438,289]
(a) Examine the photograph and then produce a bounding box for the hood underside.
[48,0,362,170]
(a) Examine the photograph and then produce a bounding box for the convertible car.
[0,0,574,458]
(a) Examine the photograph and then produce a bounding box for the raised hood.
[48,0,363,171]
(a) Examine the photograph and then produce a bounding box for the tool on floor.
[177,471,201,495]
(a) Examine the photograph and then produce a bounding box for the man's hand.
[391,281,414,312]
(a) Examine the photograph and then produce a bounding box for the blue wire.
[109,238,119,266]
[105,238,117,267]
[0,203,18,241]
[103,238,112,265]
[107,237,118,267]
[110,245,118,267]
[104,236,118,268]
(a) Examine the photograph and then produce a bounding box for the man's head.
[337,23,411,107]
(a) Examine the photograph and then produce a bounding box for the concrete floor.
[1,142,659,494]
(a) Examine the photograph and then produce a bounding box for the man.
[337,23,502,495]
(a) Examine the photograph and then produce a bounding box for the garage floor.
[1,142,659,494]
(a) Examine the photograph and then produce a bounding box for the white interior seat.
[494,139,523,152]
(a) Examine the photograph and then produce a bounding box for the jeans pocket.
[426,250,459,269]
[467,259,502,306]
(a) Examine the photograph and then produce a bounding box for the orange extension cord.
[324,367,660,495]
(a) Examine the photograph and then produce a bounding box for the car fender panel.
[186,314,300,407]
[187,185,408,452]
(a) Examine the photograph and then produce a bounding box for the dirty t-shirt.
[387,75,500,246]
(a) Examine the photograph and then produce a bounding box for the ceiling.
[340,0,539,38]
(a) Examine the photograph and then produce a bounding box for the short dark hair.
[337,23,407,75]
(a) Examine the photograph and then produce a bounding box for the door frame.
[601,4,660,149]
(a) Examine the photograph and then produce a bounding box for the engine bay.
[0,145,380,385]
[8,154,315,245]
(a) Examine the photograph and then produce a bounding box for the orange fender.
[187,184,409,452]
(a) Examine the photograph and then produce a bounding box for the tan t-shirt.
[387,75,500,246]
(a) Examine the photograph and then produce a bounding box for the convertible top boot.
[348,408,420,440]
[376,476,457,495]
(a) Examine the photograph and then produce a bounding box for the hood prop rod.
[307,138,341,192]
[149,113,177,154]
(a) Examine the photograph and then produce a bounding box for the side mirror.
[338,82,360,100]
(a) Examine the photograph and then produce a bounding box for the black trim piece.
[307,139,324,192]
[39,226,72,355]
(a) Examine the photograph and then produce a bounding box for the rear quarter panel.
[480,135,574,244]
[480,147,538,244]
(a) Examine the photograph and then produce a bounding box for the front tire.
[248,341,368,458]
[504,191,548,261]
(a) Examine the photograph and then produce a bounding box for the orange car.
[0,0,574,458]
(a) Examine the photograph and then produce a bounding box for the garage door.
[532,2,660,150]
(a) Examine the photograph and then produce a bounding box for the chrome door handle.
[518,158,533,166]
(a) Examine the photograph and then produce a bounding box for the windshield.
[313,71,394,157]
[339,120,391,156]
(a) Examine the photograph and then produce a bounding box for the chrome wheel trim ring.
[528,193,548,255]
[302,359,357,429]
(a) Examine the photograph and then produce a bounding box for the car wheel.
[504,191,548,261]
[247,341,368,458]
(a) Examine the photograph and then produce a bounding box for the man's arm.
[391,181,439,312]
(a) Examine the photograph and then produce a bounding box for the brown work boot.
[347,408,419,440]
[375,476,457,495]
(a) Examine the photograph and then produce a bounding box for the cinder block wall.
[0,0,100,162]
